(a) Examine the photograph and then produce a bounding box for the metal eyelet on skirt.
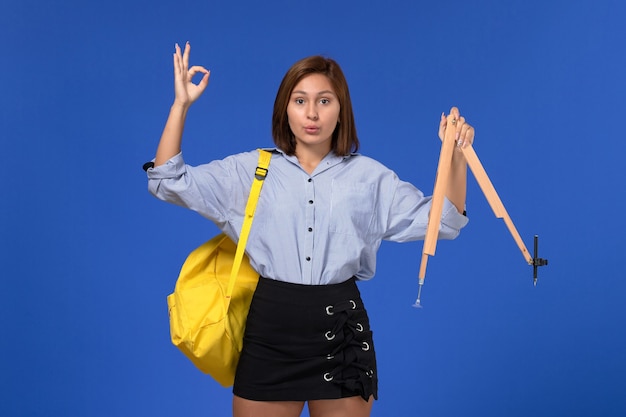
[356,323,364,332]
[350,300,356,309]
[325,331,335,340]
[324,373,334,381]
[326,354,334,360]
[362,341,370,351]
[325,305,334,315]
[366,369,374,378]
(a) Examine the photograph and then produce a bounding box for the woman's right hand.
[153,42,209,167]
[173,42,210,108]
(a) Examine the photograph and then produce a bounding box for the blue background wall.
[2,0,625,416]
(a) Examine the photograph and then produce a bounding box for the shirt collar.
[271,147,357,176]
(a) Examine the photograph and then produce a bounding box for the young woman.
[147,42,474,417]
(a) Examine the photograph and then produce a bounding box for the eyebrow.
[291,90,337,96]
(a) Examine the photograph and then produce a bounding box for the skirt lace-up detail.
[322,299,377,400]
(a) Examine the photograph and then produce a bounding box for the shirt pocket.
[329,180,376,238]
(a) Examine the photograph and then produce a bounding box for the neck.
[295,144,331,175]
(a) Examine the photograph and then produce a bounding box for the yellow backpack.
[166,149,271,387]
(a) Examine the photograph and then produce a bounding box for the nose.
[307,102,318,120]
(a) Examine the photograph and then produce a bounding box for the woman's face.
[286,73,340,154]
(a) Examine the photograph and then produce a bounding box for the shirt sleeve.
[382,175,469,242]
[146,152,247,227]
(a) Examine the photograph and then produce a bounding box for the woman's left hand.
[438,106,475,150]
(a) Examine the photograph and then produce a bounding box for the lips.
[304,126,320,134]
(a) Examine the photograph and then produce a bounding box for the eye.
[320,98,330,105]
[294,98,305,105]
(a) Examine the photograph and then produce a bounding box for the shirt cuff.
[145,152,186,179]
[441,197,470,231]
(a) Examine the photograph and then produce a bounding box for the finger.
[452,115,466,147]
[198,71,211,92]
[188,66,210,85]
[457,116,466,130]
[454,115,466,141]
[438,112,446,141]
[188,65,209,76]
[458,124,475,148]
[173,43,182,76]
[457,121,469,147]
[182,41,190,72]
[464,126,475,148]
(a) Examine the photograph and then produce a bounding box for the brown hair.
[272,56,359,156]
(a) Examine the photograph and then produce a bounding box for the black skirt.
[233,277,378,402]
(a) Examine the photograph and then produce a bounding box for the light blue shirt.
[147,149,468,285]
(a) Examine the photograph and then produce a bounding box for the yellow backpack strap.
[226,149,272,301]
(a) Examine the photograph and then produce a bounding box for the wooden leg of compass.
[461,145,533,265]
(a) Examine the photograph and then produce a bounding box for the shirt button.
[308,200,314,204]
[306,256,311,261]
[308,178,312,183]
[308,227,313,232]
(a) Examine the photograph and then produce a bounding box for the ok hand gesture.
[173,42,210,108]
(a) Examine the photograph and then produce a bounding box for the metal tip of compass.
[412,282,424,308]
